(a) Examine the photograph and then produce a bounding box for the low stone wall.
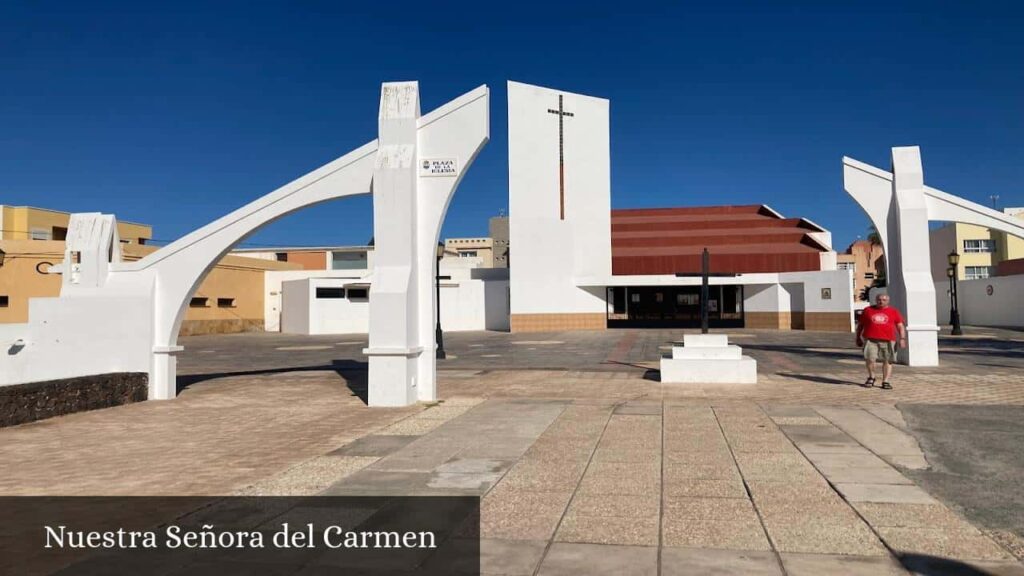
[0,373,147,428]
[178,319,264,337]
[510,313,607,332]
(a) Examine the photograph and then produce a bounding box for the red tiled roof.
[611,205,828,275]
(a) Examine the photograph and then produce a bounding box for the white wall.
[265,269,369,331]
[934,275,1024,327]
[508,81,611,316]
[278,271,509,335]
[1,295,152,386]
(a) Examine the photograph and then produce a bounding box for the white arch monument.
[1,82,489,406]
[843,146,1024,366]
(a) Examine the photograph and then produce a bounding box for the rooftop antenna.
[990,194,1000,209]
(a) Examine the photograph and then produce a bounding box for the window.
[0,295,8,308]
[217,298,235,308]
[837,262,856,271]
[275,252,289,262]
[190,297,209,307]
[29,228,50,241]
[459,250,478,258]
[52,226,68,241]
[347,288,369,299]
[964,266,993,280]
[315,287,346,299]
[331,251,368,270]
[963,239,995,253]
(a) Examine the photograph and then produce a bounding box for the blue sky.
[2,1,1021,249]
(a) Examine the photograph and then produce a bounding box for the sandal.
[862,377,875,388]
[881,382,893,390]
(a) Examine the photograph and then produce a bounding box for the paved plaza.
[2,327,1024,574]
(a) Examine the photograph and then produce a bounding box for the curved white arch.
[843,147,1024,367]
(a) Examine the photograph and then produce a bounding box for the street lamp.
[947,251,963,335]
[435,244,451,359]
[0,248,5,268]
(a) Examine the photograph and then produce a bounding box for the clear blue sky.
[2,1,1021,249]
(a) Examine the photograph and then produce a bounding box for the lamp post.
[435,244,451,359]
[0,248,5,268]
[947,251,963,335]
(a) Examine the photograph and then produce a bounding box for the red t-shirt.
[859,306,904,341]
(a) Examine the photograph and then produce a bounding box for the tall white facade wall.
[508,81,611,318]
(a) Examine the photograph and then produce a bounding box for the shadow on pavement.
[176,359,370,404]
[776,372,860,386]
[899,553,999,575]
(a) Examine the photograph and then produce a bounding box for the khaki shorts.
[863,339,896,363]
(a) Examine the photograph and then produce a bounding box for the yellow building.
[1,205,151,244]
[930,208,1024,281]
[0,207,299,335]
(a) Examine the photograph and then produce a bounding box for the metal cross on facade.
[547,94,574,220]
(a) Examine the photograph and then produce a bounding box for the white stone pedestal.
[660,334,757,384]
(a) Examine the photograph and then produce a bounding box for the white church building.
[507,81,854,333]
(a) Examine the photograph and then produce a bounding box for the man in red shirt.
[855,293,907,390]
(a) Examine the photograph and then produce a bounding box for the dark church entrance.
[606,286,744,328]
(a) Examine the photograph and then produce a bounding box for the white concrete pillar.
[889,147,939,366]
[365,82,423,406]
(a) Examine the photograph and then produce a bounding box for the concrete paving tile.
[537,542,658,576]
[477,538,548,576]
[664,461,741,481]
[327,435,418,457]
[427,471,502,493]
[591,447,661,463]
[780,553,909,575]
[367,446,464,472]
[662,497,771,551]
[555,513,660,546]
[877,527,1014,561]
[480,489,572,541]
[815,464,912,485]
[761,514,888,556]
[236,455,379,496]
[851,502,980,532]
[577,473,660,496]
[378,417,447,436]
[815,407,925,457]
[661,547,783,575]
[733,452,821,481]
[614,404,663,415]
[499,460,587,491]
[322,470,431,496]
[834,483,938,504]
[586,461,660,480]
[760,405,822,418]
[882,453,931,470]
[665,478,748,499]
[865,405,909,430]
[772,416,831,426]
[805,451,889,468]
[435,457,513,475]
[566,492,660,517]
[664,449,735,465]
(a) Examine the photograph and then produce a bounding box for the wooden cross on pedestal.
[547,94,574,220]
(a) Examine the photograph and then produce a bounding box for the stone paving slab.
[661,547,783,575]
[537,543,658,576]
[835,482,939,504]
[779,552,909,575]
